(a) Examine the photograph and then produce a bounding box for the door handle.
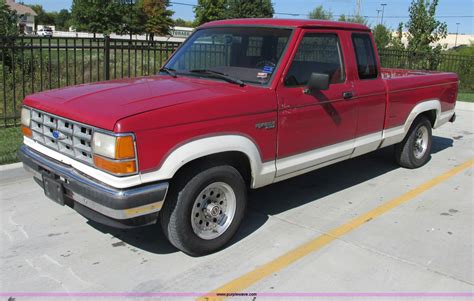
[343,91,354,99]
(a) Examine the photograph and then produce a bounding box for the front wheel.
[394,115,432,169]
[160,165,247,256]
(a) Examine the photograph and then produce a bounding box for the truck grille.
[30,109,94,165]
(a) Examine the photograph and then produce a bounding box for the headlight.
[21,107,31,126]
[92,132,137,175]
[21,107,32,137]
[92,132,117,158]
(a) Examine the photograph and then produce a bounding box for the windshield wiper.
[159,67,177,78]
[189,69,245,87]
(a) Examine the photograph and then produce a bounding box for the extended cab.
[19,19,458,255]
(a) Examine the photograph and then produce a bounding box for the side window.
[352,34,378,80]
[285,33,345,87]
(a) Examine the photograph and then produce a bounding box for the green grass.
[0,127,22,165]
[458,92,474,103]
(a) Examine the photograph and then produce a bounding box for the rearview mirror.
[304,73,330,94]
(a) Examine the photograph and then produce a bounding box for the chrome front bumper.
[19,145,169,228]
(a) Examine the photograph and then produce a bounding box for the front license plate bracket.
[42,174,65,206]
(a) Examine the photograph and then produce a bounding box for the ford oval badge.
[52,130,64,140]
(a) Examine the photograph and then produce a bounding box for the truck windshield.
[164,27,292,85]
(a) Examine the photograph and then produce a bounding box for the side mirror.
[304,73,330,94]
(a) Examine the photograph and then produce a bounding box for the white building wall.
[393,32,474,49]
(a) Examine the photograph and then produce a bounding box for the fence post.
[104,35,110,80]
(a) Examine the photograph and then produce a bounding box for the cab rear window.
[352,33,378,80]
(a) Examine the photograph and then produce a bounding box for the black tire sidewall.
[406,117,432,168]
[163,166,247,256]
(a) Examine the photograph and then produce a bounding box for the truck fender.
[139,135,276,189]
[381,99,442,147]
[403,99,441,133]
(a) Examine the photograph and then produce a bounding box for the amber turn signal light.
[21,125,32,138]
[93,155,137,175]
[115,136,135,159]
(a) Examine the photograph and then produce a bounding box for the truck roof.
[200,18,370,31]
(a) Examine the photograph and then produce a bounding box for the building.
[393,32,474,49]
[6,0,37,34]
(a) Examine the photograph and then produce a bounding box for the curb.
[0,162,23,171]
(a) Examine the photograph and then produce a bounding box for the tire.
[160,165,247,256]
[394,115,432,169]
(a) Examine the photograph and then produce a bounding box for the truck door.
[275,29,358,177]
[349,33,386,157]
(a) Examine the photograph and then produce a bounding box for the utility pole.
[455,22,461,47]
[376,9,382,25]
[380,3,387,24]
[356,0,361,16]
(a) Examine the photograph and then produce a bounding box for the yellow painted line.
[198,158,474,301]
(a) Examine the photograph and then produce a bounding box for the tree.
[120,0,146,38]
[403,0,448,70]
[390,22,406,50]
[194,0,226,25]
[405,0,447,53]
[0,0,19,69]
[308,5,333,20]
[348,15,369,26]
[54,9,71,31]
[27,5,72,31]
[373,24,391,49]
[338,14,368,26]
[226,0,274,19]
[0,0,18,36]
[142,0,174,40]
[174,18,194,27]
[29,5,55,28]
[71,0,123,36]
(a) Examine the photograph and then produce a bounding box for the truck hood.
[23,76,252,131]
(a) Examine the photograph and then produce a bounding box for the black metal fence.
[0,36,180,126]
[1,36,473,127]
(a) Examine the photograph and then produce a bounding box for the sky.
[21,0,474,34]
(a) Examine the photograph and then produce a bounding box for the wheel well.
[419,110,437,128]
[172,151,252,188]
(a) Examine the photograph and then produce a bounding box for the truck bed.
[381,68,458,130]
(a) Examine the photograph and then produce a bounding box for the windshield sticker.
[262,66,274,74]
[257,72,268,79]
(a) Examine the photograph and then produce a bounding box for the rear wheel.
[160,165,247,256]
[395,115,432,169]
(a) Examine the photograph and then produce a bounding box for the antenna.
[356,0,361,16]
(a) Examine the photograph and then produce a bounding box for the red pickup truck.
[19,19,458,255]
